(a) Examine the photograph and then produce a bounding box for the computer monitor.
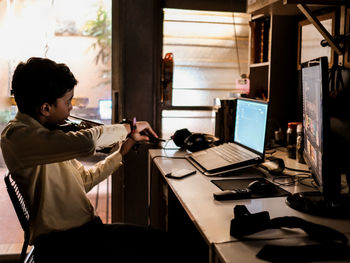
[286,56,350,218]
[99,99,112,120]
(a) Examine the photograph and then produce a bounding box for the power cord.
[259,154,313,189]
[148,154,190,227]
[159,139,181,150]
[271,172,316,189]
[285,166,311,173]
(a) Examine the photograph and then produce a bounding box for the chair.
[4,172,35,263]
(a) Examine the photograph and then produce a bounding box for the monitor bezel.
[301,56,332,196]
[287,57,350,217]
[233,98,269,157]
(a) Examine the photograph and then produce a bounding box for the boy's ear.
[40,103,51,116]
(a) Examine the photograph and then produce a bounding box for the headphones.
[171,128,219,152]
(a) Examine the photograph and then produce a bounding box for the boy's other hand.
[130,121,159,142]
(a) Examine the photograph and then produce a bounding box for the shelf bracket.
[297,3,343,55]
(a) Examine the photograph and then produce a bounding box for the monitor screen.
[286,57,350,217]
[99,99,112,120]
[234,99,268,154]
[301,57,329,191]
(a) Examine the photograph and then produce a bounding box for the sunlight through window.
[162,8,250,138]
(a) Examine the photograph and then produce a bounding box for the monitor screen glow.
[234,99,268,154]
[99,99,112,120]
[302,60,324,189]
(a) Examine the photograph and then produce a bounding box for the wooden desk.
[214,234,350,263]
[148,148,350,262]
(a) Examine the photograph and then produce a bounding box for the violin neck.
[68,115,104,126]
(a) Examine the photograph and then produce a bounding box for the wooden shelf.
[247,0,280,15]
[345,7,350,68]
[247,0,338,16]
[249,16,270,64]
[283,0,347,5]
[248,14,299,142]
[249,62,270,68]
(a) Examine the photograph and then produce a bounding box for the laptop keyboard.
[207,143,257,163]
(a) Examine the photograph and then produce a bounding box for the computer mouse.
[247,180,278,195]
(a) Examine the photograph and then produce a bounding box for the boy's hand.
[130,121,159,142]
[119,121,159,156]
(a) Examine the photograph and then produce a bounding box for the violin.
[56,115,116,153]
[58,115,103,133]
[58,115,165,148]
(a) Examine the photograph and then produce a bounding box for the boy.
[1,57,182,262]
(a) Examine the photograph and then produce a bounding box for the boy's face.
[46,89,74,125]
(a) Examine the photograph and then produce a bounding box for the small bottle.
[296,123,305,164]
[286,122,297,159]
[161,53,174,106]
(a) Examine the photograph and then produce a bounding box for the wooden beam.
[161,105,215,111]
[297,3,343,55]
[284,0,347,5]
[164,0,246,12]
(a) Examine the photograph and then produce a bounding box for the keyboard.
[207,143,257,163]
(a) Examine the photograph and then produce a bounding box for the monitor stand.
[286,191,350,218]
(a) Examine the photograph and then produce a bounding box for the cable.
[297,175,318,190]
[285,166,311,173]
[271,171,315,189]
[265,149,277,155]
[160,139,181,150]
[148,154,190,226]
[271,174,297,187]
[162,139,171,149]
[232,12,241,77]
[151,155,188,162]
[264,149,311,177]
[262,155,311,187]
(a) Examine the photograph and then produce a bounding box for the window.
[0,0,112,223]
[0,0,112,124]
[162,8,250,139]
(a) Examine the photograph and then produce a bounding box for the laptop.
[187,98,269,176]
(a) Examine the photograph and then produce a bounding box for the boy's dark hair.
[11,57,78,116]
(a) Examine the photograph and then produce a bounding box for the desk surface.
[149,148,350,248]
[214,234,350,263]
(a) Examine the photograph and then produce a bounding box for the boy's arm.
[1,124,128,171]
[72,150,124,192]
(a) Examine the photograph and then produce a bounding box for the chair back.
[4,172,33,263]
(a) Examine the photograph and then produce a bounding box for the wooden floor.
[0,163,112,262]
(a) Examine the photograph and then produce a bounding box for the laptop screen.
[233,99,268,154]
